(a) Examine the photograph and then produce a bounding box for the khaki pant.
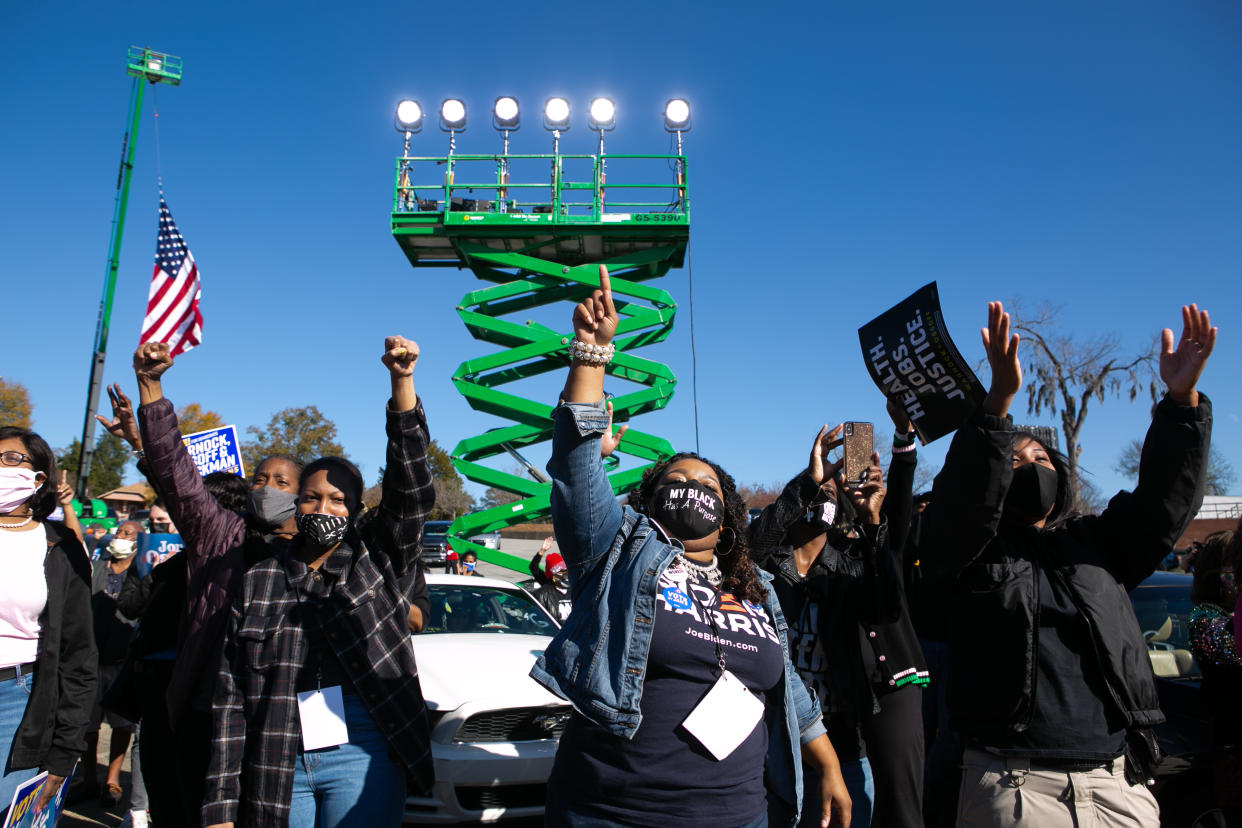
[957,747,1160,828]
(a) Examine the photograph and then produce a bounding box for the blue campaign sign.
[4,765,73,828]
[181,425,246,479]
[136,533,184,579]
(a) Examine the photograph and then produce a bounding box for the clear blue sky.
[2,1,1239,502]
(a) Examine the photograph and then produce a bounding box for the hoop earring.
[718,526,736,554]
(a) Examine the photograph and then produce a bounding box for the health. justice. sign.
[181,425,246,478]
[858,282,986,444]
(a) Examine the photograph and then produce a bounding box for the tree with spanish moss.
[1006,301,1156,490]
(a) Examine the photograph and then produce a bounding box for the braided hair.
[634,452,766,605]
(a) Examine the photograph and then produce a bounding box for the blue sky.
[2,1,1239,502]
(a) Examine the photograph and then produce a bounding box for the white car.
[405,574,569,823]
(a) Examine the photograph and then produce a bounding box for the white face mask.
[0,468,42,514]
[107,538,136,559]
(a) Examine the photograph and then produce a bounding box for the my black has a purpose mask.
[1004,462,1059,524]
[650,479,723,541]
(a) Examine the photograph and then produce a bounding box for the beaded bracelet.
[569,338,615,366]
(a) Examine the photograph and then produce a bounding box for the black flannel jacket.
[203,401,436,827]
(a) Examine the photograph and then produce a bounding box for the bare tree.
[1008,302,1157,488]
[1114,439,1236,496]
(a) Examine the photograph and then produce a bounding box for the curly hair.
[633,452,766,605]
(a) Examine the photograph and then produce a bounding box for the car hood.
[412,633,563,711]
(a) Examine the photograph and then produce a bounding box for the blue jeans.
[800,756,873,828]
[288,690,405,828]
[0,668,40,815]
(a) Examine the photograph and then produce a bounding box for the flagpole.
[76,48,181,500]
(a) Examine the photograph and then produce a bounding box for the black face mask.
[803,500,837,533]
[1004,463,1059,524]
[650,480,723,542]
[150,521,171,534]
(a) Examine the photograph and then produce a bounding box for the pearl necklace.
[0,514,34,530]
[678,553,722,587]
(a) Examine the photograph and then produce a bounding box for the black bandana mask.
[295,512,350,548]
[650,480,724,541]
[1004,463,1059,524]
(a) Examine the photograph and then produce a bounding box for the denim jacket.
[530,399,827,824]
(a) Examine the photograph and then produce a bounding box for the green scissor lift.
[391,148,689,571]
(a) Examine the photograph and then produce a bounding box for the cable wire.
[686,243,701,454]
[153,84,164,194]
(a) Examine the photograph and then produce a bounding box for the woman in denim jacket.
[531,267,851,828]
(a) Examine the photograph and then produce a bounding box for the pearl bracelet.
[569,338,615,366]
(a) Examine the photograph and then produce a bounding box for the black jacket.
[749,472,905,721]
[7,521,97,778]
[920,395,1211,744]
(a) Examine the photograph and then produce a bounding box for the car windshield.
[424,521,451,538]
[1130,583,1201,680]
[424,584,557,635]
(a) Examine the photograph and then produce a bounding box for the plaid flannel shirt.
[203,401,436,827]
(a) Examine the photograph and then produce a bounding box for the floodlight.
[493,96,520,130]
[543,97,571,131]
[588,97,616,131]
[664,98,691,132]
[147,58,163,73]
[440,98,467,131]
[395,99,424,133]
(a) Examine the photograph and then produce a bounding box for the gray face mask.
[246,487,298,530]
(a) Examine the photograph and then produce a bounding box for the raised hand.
[981,301,1021,417]
[572,265,619,348]
[134,341,173,382]
[600,401,629,458]
[95,383,142,449]
[56,470,74,507]
[807,424,844,486]
[844,455,885,525]
[886,397,913,437]
[382,335,420,377]
[1160,304,1215,407]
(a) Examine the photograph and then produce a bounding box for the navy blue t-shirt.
[552,561,785,826]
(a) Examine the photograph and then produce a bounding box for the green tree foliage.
[57,432,130,496]
[1114,439,1236,497]
[0,378,33,429]
[177,402,226,436]
[427,441,475,520]
[242,405,345,471]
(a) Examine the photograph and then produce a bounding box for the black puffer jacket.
[920,395,1211,744]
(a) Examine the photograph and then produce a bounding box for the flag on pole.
[140,197,202,357]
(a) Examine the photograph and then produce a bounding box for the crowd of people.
[0,280,1225,828]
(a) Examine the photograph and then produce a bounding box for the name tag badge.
[297,685,350,751]
[681,669,763,761]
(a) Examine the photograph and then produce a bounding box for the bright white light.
[665,99,690,127]
[147,59,162,73]
[494,97,519,122]
[589,98,615,125]
[545,97,570,124]
[441,99,466,125]
[396,100,422,127]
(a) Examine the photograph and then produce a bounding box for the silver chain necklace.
[678,553,722,587]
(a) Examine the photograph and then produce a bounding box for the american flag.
[140,197,202,357]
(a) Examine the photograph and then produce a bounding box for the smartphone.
[842,422,874,484]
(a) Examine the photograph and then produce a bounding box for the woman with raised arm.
[202,336,435,828]
[532,267,852,828]
[0,427,95,816]
[920,302,1216,828]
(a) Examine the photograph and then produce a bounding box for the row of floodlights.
[394,97,692,135]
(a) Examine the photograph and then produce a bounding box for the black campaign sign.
[858,282,985,444]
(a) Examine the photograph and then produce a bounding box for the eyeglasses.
[0,451,34,468]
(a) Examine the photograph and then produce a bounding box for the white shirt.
[0,523,47,668]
